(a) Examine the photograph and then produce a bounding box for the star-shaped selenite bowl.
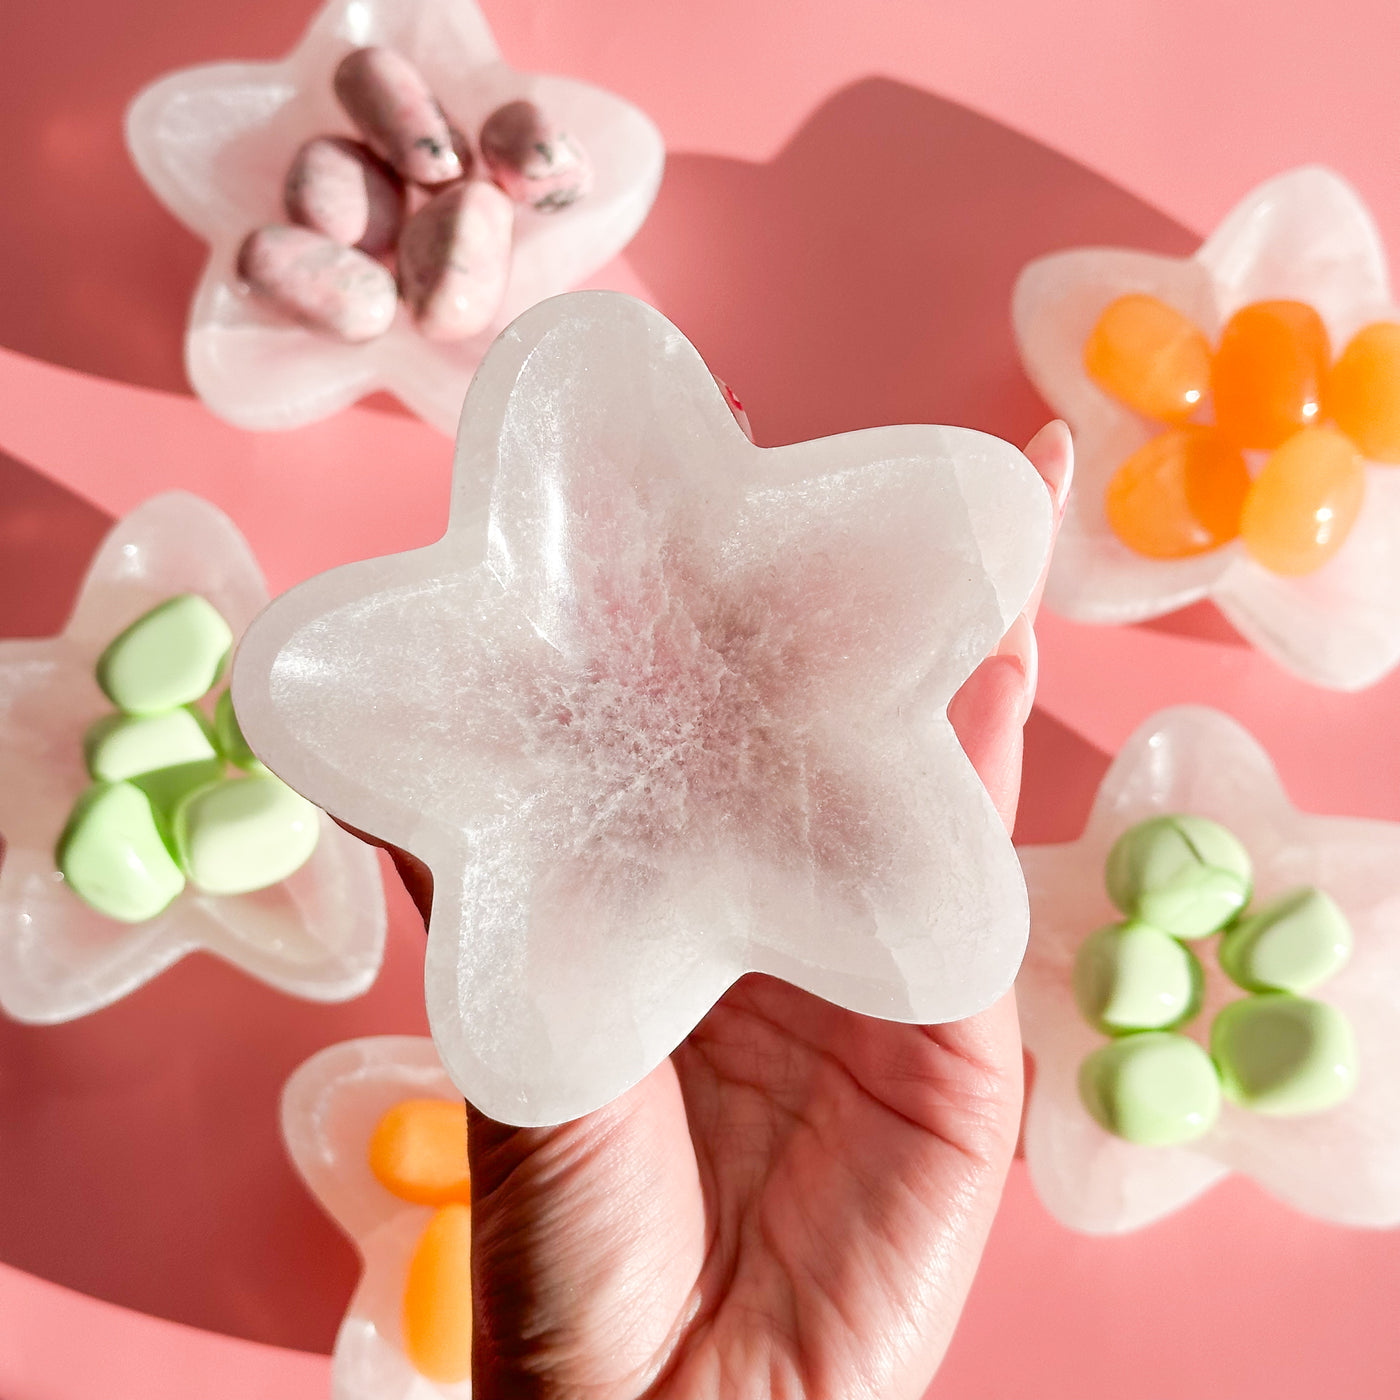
[283,1036,470,1400]
[1018,706,1400,1234]
[0,493,387,1023]
[125,0,664,434]
[232,290,1054,1126]
[1014,167,1400,691]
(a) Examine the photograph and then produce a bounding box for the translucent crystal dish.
[125,0,665,434]
[233,289,1054,1125]
[1018,706,1400,1233]
[0,492,387,1023]
[1014,167,1400,691]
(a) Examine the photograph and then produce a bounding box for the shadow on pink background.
[3,3,1400,1396]
[627,77,1194,448]
[0,3,301,398]
[626,77,1241,659]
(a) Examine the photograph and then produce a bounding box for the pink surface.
[0,1261,327,1400]
[2,0,1399,1396]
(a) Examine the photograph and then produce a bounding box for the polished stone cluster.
[1019,707,1400,1234]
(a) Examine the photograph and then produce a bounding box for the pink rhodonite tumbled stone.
[333,47,462,187]
[236,225,397,342]
[397,180,514,341]
[479,100,593,211]
[284,136,404,253]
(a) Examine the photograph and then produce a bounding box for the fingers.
[947,421,1074,830]
[1016,1047,1036,1158]
[1020,418,1074,628]
[387,845,434,923]
[331,816,434,925]
[947,650,1028,831]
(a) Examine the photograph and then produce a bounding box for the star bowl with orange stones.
[1014,166,1400,691]
[282,1036,475,1399]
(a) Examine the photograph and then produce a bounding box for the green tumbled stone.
[84,706,219,782]
[1211,994,1357,1116]
[55,781,186,923]
[1073,920,1203,1034]
[130,760,228,838]
[1105,814,1252,939]
[1078,1031,1222,1146]
[95,594,233,715]
[1218,887,1353,993]
[173,774,320,896]
[213,687,266,773]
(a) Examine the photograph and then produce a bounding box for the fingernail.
[1024,419,1074,513]
[994,611,1038,725]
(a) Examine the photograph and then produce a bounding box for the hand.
[386,422,1073,1399]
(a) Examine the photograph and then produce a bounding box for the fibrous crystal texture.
[1014,167,1400,690]
[124,0,664,434]
[234,291,1053,1125]
[1018,707,1400,1233]
[0,494,387,1023]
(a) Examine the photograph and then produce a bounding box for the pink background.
[2,0,1400,1394]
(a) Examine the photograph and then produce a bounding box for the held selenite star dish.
[125,0,665,434]
[283,1036,471,1400]
[1018,707,1400,1234]
[0,493,387,1023]
[1014,167,1400,690]
[233,290,1055,1126]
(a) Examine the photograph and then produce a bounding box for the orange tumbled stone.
[367,1098,471,1206]
[1083,294,1212,423]
[1104,428,1251,559]
[1211,300,1330,450]
[403,1203,473,1383]
[1240,425,1366,576]
[1325,322,1400,463]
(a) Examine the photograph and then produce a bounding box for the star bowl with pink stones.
[282,1036,471,1400]
[232,289,1054,1125]
[0,493,387,1023]
[1018,706,1400,1234]
[124,0,665,434]
[1014,166,1400,691]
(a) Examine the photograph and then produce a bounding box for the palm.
[467,974,1021,1398]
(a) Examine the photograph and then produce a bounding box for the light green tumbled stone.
[95,594,233,715]
[1105,814,1252,939]
[130,760,228,839]
[1210,994,1357,1116]
[55,781,186,923]
[84,706,219,782]
[213,688,266,773]
[1078,1031,1222,1146]
[1072,920,1203,1034]
[1218,887,1353,993]
[173,774,320,896]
